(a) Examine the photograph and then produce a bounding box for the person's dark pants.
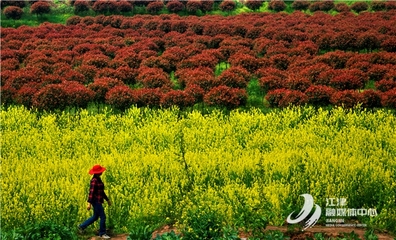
[79,202,106,236]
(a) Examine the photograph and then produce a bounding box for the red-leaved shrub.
[15,82,41,108]
[132,88,163,108]
[357,32,380,52]
[216,70,248,89]
[32,84,68,111]
[265,88,308,107]
[368,64,390,81]
[278,90,308,107]
[269,54,290,70]
[88,77,125,102]
[114,66,138,85]
[117,0,133,13]
[184,84,205,102]
[334,2,350,12]
[146,1,164,14]
[66,16,81,25]
[136,67,173,88]
[285,74,311,92]
[305,85,335,106]
[1,85,17,106]
[62,81,95,108]
[385,1,396,10]
[268,0,286,12]
[3,6,24,20]
[166,0,184,13]
[30,1,51,16]
[229,53,261,72]
[161,90,195,108]
[175,67,216,90]
[178,53,218,69]
[219,0,236,12]
[375,79,396,92]
[360,89,382,108]
[308,2,322,12]
[74,0,90,13]
[330,71,365,90]
[381,37,396,52]
[204,85,247,109]
[381,88,396,108]
[201,0,213,12]
[300,63,332,83]
[351,2,369,13]
[245,0,264,10]
[105,85,134,110]
[291,0,310,10]
[330,90,362,108]
[83,53,110,68]
[7,67,44,90]
[1,58,20,71]
[371,1,386,11]
[186,0,202,14]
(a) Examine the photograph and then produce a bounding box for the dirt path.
[88,225,395,240]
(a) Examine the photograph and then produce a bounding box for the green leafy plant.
[338,231,360,240]
[0,229,25,240]
[154,230,182,240]
[364,229,379,240]
[222,225,241,240]
[2,221,78,240]
[314,232,326,240]
[261,230,289,240]
[181,208,224,240]
[127,225,154,240]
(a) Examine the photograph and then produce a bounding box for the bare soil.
[87,225,395,240]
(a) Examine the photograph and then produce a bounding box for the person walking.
[78,164,112,239]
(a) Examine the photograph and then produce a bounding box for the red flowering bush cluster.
[32,84,69,111]
[3,6,24,20]
[88,77,125,102]
[268,0,286,12]
[291,0,310,11]
[204,86,247,109]
[62,81,95,108]
[161,90,195,108]
[219,0,236,12]
[73,0,90,13]
[305,85,335,106]
[2,12,396,110]
[133,88,163,108]
[330,90,362,108]
[375,80,396,92]
[350,2,369,13]
[265,89,308,108]
[381,89,396,108]
[245,0,264,11]
[360,89,382,108]
[136,67,173,88]
[166,0,184,13]
[105,85,134,110]
[146,1,164,14]
[30,1,51,16]
[186,0,202,14]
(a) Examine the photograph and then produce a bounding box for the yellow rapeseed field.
[1,106,395,233]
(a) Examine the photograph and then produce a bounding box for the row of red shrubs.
[1,12,396,110]
[266,87,396,109]
[1,79,247,111]
[3,78,394,111]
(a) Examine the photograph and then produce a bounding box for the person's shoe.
[77,225,85,234]
[100,234,111,239]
